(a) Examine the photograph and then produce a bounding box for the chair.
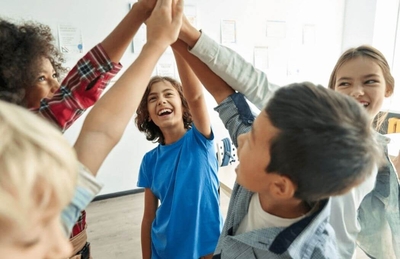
[387,117,400,133]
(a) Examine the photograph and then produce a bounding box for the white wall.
[4,0,392,195]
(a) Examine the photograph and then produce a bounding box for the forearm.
[101,2,151,63]
[171,39,234,105]
[74,43,167,175]
[141,220,153,259]
[188,31,280,110]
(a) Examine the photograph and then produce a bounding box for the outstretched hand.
[146,0,183,50]
[137,0,157,18]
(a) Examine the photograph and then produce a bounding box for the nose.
[50,79,60,94]
[349,83,364,98]
[157,97,167,105]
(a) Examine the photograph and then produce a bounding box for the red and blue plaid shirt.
[31,43,122,133]
[30,43,122,238]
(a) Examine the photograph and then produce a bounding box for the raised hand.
[146,0,183,50]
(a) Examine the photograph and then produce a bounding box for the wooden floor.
[86,191,368,259]
[86,191,230,259]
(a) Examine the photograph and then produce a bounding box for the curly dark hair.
[0,18,66,105]
[135,76,192,144]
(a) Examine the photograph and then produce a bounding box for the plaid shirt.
[30,43,122,133]
[213,93,339,259]
[31,43,121,239]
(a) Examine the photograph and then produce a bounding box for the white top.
[236,193,307,235]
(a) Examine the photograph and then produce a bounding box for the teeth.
[158,109,172,115]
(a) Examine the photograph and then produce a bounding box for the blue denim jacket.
[213,93,338,258]
[190,32,398,258]
[357,135,400,259]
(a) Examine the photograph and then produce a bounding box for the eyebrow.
[148,89,174,97]
[337,73,380,81]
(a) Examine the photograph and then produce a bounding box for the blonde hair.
[0,100,78,234]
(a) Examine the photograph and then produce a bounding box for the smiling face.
[23,57,60,109]
[147,80,185,131]
[333,56,390,119]
[236,110,281,193]
[0,209,72,259]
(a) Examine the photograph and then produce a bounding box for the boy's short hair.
[265,82,383,201]
[0,100,77,235]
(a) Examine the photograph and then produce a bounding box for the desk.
[385,133,400,157]
[218,161,238,198]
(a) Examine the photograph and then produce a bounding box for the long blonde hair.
[0,100,77,234]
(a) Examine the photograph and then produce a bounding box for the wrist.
[180,27,201,49]
[132,2,153,21]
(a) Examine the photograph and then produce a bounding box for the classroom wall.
[1,0,393,195]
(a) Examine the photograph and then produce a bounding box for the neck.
[161,126,187,145]
[258,193,311,218]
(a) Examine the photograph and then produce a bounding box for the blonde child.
[0,0,183,258]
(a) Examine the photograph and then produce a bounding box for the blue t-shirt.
[137,125,223,259]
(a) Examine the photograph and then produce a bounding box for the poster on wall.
[58,24,84,54]
[220,19,237,44]
[266,20,286,39]
[253,46,269,72]
[185,4,198,27]
[156,52,176,78]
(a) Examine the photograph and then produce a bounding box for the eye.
[52,72,58,79]
[337,81,350,88]
[166,92,173,96]
[148,96,156,102]
[365,79,379,85]
[38,76,45,82]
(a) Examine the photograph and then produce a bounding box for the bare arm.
[172,42,211,137]
[141,188,158,259]
[74,0,183,175]
[171,39,234,105]
[101,0,156,63]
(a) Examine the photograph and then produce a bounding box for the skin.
[147,81,187,144]
[141,41,213,258]
[333,56,391,120]
[0,0,183,257]
[0,211,71,259]
[23,57,60,109]
[333,56,400,177]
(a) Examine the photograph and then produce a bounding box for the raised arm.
[74,0,183,175]
[171,39,234,105]
[172,41,211,137]
[101,0,156,63]
[179,15,279,110]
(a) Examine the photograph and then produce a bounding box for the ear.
[385,86,393,97]
[269,175,296,199]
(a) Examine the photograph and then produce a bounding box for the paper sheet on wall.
[220,19,237,44]
[253,46,269,72]
[156,52,176,78]
[185,4,198,27]
[58,24,83,54]
[266,20,286,39]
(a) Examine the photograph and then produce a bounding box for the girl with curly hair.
[0,0,158,258]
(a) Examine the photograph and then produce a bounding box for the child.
[135,42,223,258]
[178,19,398,258]
[0,0,156,257]
[171,38,383,258]
[328,46,400,258]
[0,0,183,258]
